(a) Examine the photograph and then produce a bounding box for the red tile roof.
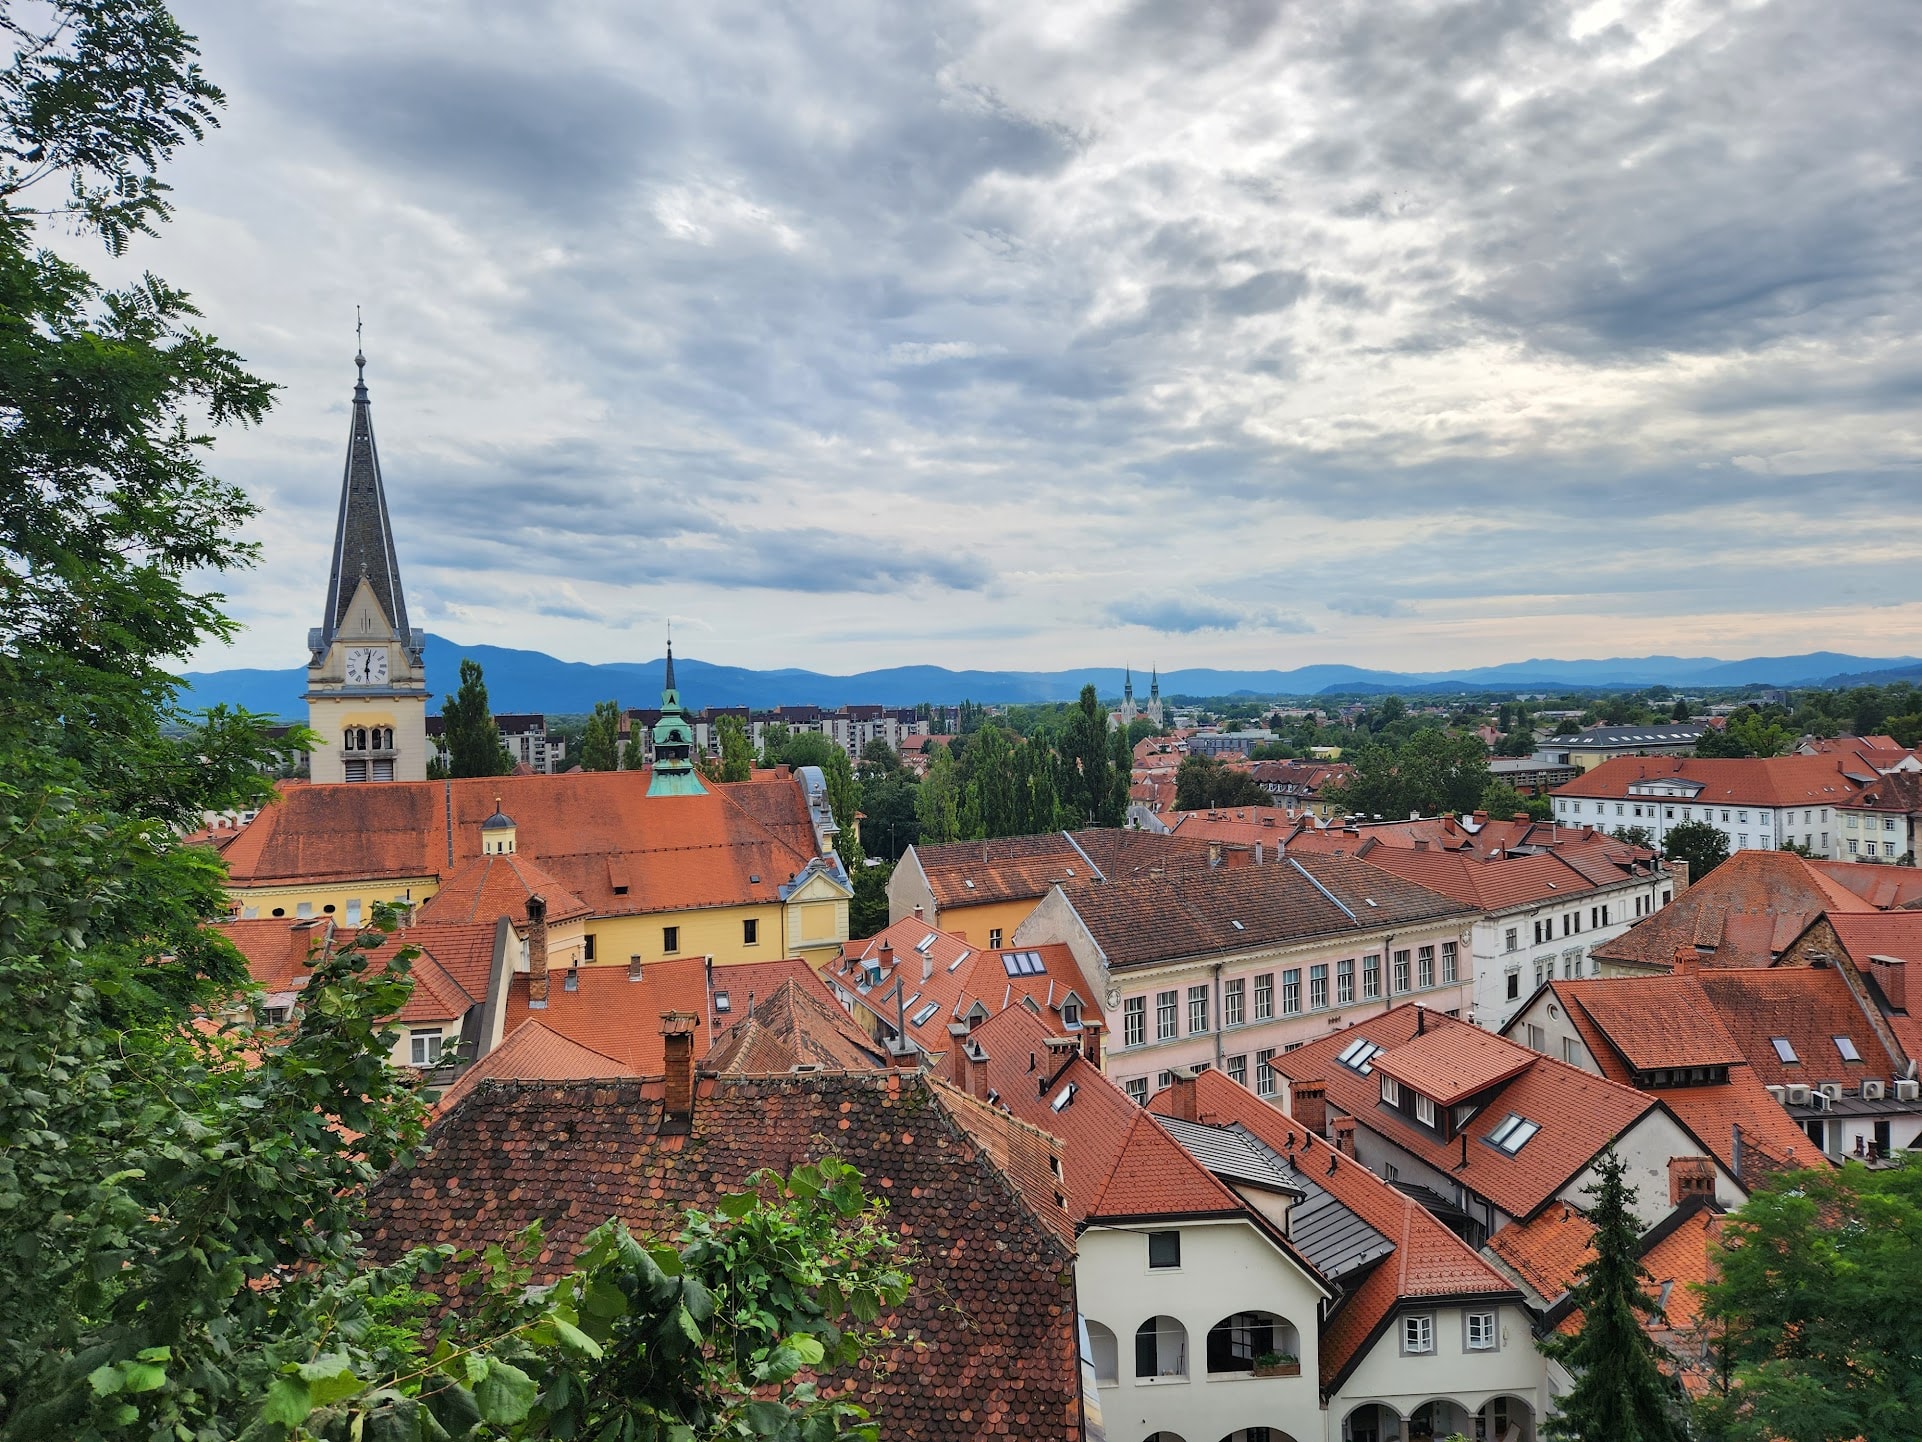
[499,956,714,1072]
[223,772,828,916]
[1807,859,1922,910]
[1593,850,1877,970]
[701,979,890,1075]
[1485,1203,1596,1304]
[1370,1024,1536,1105]
[217,915,501,1026]
[413,852,590,927]
[1159,1069,1517,1390]
[834,917,1102,1054]
[1085,1108,1249,1222]
[1359,846,1634,913]
[365,1072,1083,1440]
[1552,754,1873,809]
[1272,1007,1658,1220]
[1692,967,1902,1088]
[432,1021,632,1114]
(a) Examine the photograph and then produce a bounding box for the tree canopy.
[439,659,514,777]
[1663,819,1730,879]
[578,698,621,771]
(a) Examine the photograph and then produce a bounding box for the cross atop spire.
[318,339,413,653]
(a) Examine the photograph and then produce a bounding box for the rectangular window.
[989,928,1003,948]
[1525,1023,1546,1052]
[1282,969,1302,1015]
[743,918,758,945]
[409,1029,444,1068]
[1363,954,1382,999]
[583,932,597,962]
[1380,1075,1401,1107]
[1834,1036,1861,1062]
[1506,971,1520,1000]
[663,925,680,953]
[1402,1315,1434,1354]
[1224,977,1245,1026]
[1147,1231,1181,1269]
[1124,1077,1148,1105]
[1156,990,1179,1040]
[1254,972,1274,1020]
[1226,1054,1247,1085]
[1255,1048,1277,1097]
[1337,957,1355,1005]
[1310,964,1329,1010]
[1188,984,1210,1034]
[1393,950,1411,993]
[1124,996,1146,1048]
[1441,941,1458,984]
[1504,927,1519,953]
[344,899,362,926]
[1466,1311,1497,1351]
[1564,1036,1586,1066]
[1417,945,1435,989]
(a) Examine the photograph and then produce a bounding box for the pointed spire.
[1124,665,1134,701]
[663,632,678,701]
[320,339,411,650]
[1151,666,1160,700]
[648,629,705,797]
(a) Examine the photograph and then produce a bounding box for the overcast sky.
[128,0,1922,674]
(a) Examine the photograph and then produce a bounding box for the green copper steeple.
[646,638,707,797]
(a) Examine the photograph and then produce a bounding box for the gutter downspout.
[1213,960,1225,1070]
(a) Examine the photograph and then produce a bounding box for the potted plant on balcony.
[1251,1351,1299,1377]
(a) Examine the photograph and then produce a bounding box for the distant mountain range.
[175,636,1922,720]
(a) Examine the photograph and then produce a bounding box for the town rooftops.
[1592,850,1881,970]
[1053,851,1472,970]
[906,827,1220,909]
[1552,753,1872,809]
[1272,1005,1663,1221]
[1150,1068,1519,1392]
[364,1069,1083,1441]
[1358,845,1646,915]
[700,978,891,1075]
[1370,1022,1537,1105]
[412,850,591,927]
[221,771,832,915]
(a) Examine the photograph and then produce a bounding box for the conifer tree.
[440,658,513,776]
[715,713,754,781]
[1543,1151,1688,1442]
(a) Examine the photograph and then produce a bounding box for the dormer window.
[1061,999,1082,1029]
[1380,1075,1402,1107]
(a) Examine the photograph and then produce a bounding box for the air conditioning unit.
[1809,1091,1832,1112]
[1862,1080,1887,1101]
[1786,1084,1812,1106]
[1898,1079,1921,1103]
[1765,1085,1788,1104]
[1818,1082,1844,1103]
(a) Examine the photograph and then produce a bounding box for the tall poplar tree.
[1542,1151,1689,1442]
[439,658,513,776]
[579,697,621,771]
[714,713,754,781]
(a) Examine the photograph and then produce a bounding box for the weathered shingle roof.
[1055,852,1471,969]
[365,1072,1083,1441]
[1593,850,1877,969]
[909,828,1219,909]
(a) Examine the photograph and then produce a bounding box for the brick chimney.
[913,904,924,921]
[526,895,550,1007]
[1668,1155,1715,1207]
[1165,1067,1200,1122]
[947,1022,973,1089]
[289,916,330,972]
[1671,944,1700,978]
[1289,1079,1327,1135]
[660,1011,698,1131]
[1671,858,1692,894]
[1080,1018,1103,1069]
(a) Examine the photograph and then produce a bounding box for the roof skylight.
[1050,1082,1078,1113]
[1771,1037,1799,1064]
[1337,1036,1383,1073]
[1834,1036,1862,1063]
[1001,950,1047,977]
[916,933,938,953]
[947,949,971,972]
[911,1001,941,1027]
[1488,1114,1540,1154]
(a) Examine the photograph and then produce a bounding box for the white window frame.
[409,1029,444,1068]
[1465,1310,1498,1351]
[1401,1313,1435,1355]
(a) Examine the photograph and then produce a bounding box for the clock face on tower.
[345,648,390,685]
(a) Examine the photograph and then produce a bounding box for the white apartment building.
[1550,754,1871,858]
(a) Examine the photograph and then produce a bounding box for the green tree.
[757,720,792,767]
[959,723,1019,837]
[916,742,961,844]
[1495,727,1535,757]
[578,697,621,771]
[1612,825,1658,850]
[1696,1157,1922,1442]
[440,659,514,777]
[1671,698,1692,721]
[714,713,754,781]
[859,770,920,862]
[1481,781,1550,822]
[1541,1152,1689,1442]
[1663,819,1730,879]
[1059,684,1123,827]
[856,736,900,779]
[1175,754,1272,811]
[849,861,893,939]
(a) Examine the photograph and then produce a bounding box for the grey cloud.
[1108,595,1314,635]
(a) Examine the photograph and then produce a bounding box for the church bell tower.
[303,346,429,783]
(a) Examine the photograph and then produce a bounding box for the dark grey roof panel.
[321,357,410,648]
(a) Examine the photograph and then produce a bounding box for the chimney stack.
[1668,1155,1715,1207]
[1081,1018,1103,1068]
[628,953,645,982]
[1416,1002,1427,1035]
[1671,944,1700,978]
[526,895,550,1007]
[914,904,924,921]
[660,1011,698,1131]
[1166,1066,1200,1122]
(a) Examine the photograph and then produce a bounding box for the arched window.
[1205,1311,1300,1374]
[1135,1316,1187,1379]
[344,727,358,750]
[1084,1320,1118,1385]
